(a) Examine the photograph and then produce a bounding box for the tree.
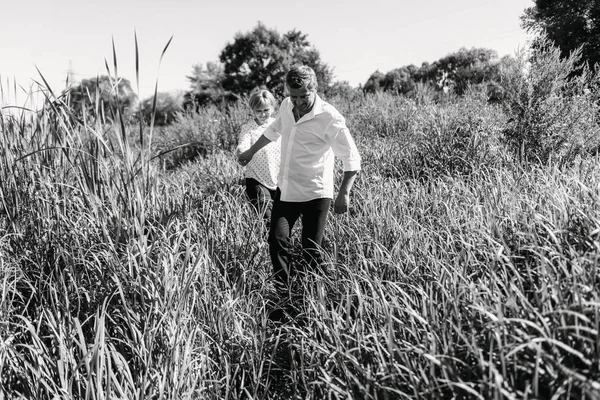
[183,61,235,110]
[323,80,361,102]
[424,48,500,95]
[67,75,137,120]
[381,67,417,95]
[363,49,502,97]
[522,0,600,68]
[218,22,334,98]
[363,70,385,94]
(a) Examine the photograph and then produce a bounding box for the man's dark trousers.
[268,189,331,286]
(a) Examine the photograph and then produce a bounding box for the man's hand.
[334,171,358,214]
[237,134,273,167]
[237,149,253,167]
[334,192,350,214]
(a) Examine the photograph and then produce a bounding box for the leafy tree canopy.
[323,80,361,102]
[382,67,418,94]
[521,0,600,68]
[185,22,335,107]
[363,70,386,94]
[424,47,500,94]
[219,22,334,98]
[364,48,504,96]
[184,61,235,110]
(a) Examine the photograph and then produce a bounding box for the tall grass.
[1,40,600,399]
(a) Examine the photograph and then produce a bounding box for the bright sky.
[1,0,534,108]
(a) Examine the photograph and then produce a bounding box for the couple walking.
[236,65,361,320]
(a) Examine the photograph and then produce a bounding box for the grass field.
[1,44,600,399]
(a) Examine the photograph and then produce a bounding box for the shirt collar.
[287,93,325,121]
[311,94,325,116]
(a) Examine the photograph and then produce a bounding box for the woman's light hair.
[286,65,318,91]
[248,89,278,111]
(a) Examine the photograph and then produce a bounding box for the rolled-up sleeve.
[330,121,361,172]
[263,114,282,142]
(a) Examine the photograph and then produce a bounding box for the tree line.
[62,0,600,125]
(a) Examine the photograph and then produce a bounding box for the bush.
[500,37,600,164]
[137,92,183,126]
[347,91,506,180]
[408,92,507,178]
[153,103,247,169]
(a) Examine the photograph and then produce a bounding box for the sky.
[1,0,535,108]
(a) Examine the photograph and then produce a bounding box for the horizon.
[1,0,534,108]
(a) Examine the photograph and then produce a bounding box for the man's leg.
[300,198,332,271]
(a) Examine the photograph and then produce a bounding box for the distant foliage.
[499,37,600,164]
[364,67,421,95]
[185,22,335,107]
[422,48,502,95]
[67,75,137,121]
[383,67,417,95]
[522,0,600,69]
[322,80,362,103]
[220,23,334,98]
[362,70,385,94]
[364,48,507,98]
[138,91,183,126]
[184,61,235,110]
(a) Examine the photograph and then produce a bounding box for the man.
[238,65,361,296]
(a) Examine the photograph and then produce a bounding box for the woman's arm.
[236,123,252,154]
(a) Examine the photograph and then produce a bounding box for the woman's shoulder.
[239,119,257,132]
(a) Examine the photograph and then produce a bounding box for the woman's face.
[252,103,273,125]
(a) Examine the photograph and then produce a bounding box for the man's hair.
[286,65,318,91]
[248,89,278,110]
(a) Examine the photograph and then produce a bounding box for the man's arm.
[334,170,359,214]
[237,134,272,166]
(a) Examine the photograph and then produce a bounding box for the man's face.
[288,86,316,114]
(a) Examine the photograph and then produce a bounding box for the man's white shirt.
[263,95,361,202]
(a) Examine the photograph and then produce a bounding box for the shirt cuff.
[263,129,280,142]
[343,159,361,172]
